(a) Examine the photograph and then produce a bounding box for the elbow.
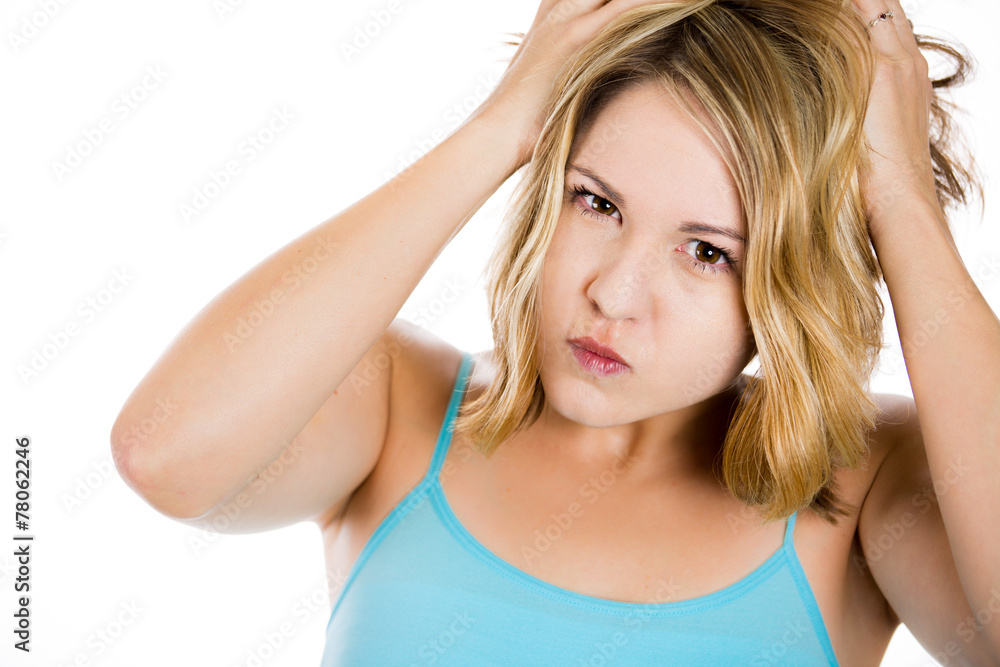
[110,429,214,522]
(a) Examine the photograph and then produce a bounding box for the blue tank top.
[321,351,840,666]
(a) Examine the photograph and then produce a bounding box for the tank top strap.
[423,350,474,484]
[783,509,798,547]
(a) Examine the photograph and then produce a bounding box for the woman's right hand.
[478,0,674,167]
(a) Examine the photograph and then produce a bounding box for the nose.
[585,238,667,320]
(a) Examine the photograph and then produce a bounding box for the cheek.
[541,217,586,291]
[706,293,754,370]
[649,306,751,399]
[713,291,751,344]
[659,291,751,360]
[537,235,571,322]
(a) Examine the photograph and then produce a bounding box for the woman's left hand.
[850,0,939,237]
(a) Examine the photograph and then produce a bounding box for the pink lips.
[568,337,631,376]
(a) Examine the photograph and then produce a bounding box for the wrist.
[471,99,537,170]
[868,190,954,253]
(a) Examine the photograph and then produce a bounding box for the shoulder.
[862,391,918,481]
[386,319,492,435]
[830,390,917,518]
[869,391,918,437]
[727,377,911,503]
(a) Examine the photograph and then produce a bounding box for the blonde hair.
[452,0,982,526]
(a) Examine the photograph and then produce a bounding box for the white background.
[2,0,997,665]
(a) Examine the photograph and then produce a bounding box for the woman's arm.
[852,0,1000,659]
[109,0,671,524]
[110,106,524,521]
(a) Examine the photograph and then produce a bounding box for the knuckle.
[564,18,588,40]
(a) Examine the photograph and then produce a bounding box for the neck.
[511,375,749,486]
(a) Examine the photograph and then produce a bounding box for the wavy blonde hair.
[452,0,982,525]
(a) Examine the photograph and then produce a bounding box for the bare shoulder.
[843,391,920,530]
[726,377,911,508]
[309,320,476,532]
[786,390,916,660]
[795,390,916,529]
[342,320,487,515]
[854,391,918,494]
[869,391,919,441]
[387,320,485,435]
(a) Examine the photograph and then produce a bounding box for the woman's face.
[536,80,755,429]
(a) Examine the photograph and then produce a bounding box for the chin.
[541,374,628,428]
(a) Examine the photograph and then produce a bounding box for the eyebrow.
[566,163,746,247]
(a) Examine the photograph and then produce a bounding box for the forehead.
[568,81,743,232]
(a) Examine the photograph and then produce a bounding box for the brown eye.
[571,185,622,221]
[588,194,618,218]
[680,240,734,276]
[694,241,726,264]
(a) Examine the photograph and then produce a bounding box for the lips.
[567,336,630,368]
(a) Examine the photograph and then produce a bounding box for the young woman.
[111,0,997,664]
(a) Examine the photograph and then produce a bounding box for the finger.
[849,0,891,27]
[543,0,620,26]
[883,0,921,56]
[850,0,906,57]
[526,0,561,33]
[876,0,931,83]
[535,0,563,16]
[576,0,683,37]
[886,0,919,51]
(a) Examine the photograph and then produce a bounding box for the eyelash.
[568,184,737,276]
